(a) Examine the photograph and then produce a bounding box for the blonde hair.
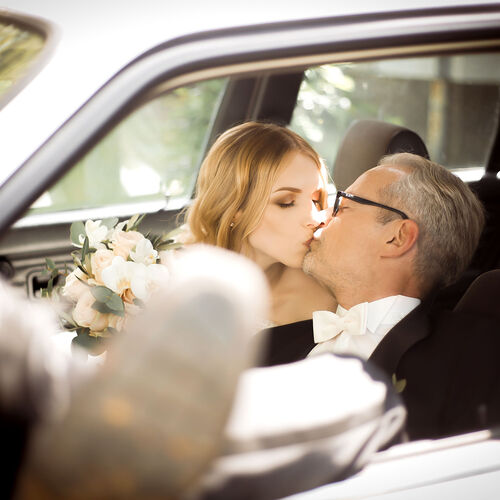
[377,153,485,289]
[186,121,327,252]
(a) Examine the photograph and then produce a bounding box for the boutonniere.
[392,373,407,394]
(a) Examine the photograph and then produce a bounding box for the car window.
[29,78,228,216]
[0,18,46,106]
[289,53,500,182]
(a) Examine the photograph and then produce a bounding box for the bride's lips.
[304,237,314,247]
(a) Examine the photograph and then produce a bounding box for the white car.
[1,1,500,498]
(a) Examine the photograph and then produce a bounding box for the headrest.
[333,119,430,190]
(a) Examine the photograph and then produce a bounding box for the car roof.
[1,0,499,186]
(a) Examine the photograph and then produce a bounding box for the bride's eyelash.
[278,201,295,208]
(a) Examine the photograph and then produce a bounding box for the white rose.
[130,238,158,266]
[90,248,115,284]
[61,269,88,302]
[72,289,124,334]
[73,289,108,332]
[110,230,144,260]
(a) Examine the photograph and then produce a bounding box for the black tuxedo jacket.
[258,304,500,440]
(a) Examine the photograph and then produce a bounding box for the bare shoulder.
[271,268,337,325]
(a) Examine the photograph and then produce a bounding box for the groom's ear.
[381,219,419,258]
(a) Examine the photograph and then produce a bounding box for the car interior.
[2,51,500,312]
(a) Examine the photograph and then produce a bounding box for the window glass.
[0,20,45,100]
[290,53,500,180]
[29,78,227,215]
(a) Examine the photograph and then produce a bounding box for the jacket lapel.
[369,300,433,375]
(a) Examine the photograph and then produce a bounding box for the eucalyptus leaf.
[105,295,125,315]
[392,374,407,394]
[84,254,93,276]
[158,241,183,251]
[126,214,140,230]
[101,217,118,229]
[45,257,56,270]
[60,311,77,326]
[70,221,85,246]
[72,330,105,354]
[126,214,145,231]
[91,286,125,316]
[81,236,89,260]
[91,285,116,302]
[167,226,186,237]
[91,301,114,315]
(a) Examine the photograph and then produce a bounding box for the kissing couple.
[184,120,500,441]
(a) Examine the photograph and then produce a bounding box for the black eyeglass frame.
[333,190,409,219]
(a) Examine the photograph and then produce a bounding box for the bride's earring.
[229,222,235,228]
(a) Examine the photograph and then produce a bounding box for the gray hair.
[377,153,485,290]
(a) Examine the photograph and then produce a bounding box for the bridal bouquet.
[43,215,177,352]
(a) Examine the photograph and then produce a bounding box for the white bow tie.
[313,302,368,344]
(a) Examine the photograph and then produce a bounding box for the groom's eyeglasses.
[333,191,409,219]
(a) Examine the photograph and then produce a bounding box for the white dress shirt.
[308,295,421,360]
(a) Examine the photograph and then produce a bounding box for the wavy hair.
[186,121,327,253]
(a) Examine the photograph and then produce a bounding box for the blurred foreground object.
[0,280,89,498]
[193,354,406,500]
[14,245,269,499]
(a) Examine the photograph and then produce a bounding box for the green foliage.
[0,22,44,98]
[392,373,407,394]
[126,214,145,232]
[146,223,187,251]
[72,329,107,355]
[290,63,413,174]
[91,286,125,317]
[39,258,66,298]
[29,78,228,215]
[101,217,119,229]
[146,232,174,251]
[70,220,85,246]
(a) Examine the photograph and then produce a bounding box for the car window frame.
[0,4,500,236]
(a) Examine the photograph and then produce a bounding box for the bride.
[185,121,336,331]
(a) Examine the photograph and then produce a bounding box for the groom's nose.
[313,207,334,228]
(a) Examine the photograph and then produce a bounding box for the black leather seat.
[454,269,500,320]
[333,119,429,190]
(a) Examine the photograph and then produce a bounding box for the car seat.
[454,269,500,319]
[439,124,500,309]
[467,123,500,275]
[333,119,429,190]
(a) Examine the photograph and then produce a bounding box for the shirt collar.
[337,295,421,334]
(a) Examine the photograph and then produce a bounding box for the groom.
[261,152,500,440]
